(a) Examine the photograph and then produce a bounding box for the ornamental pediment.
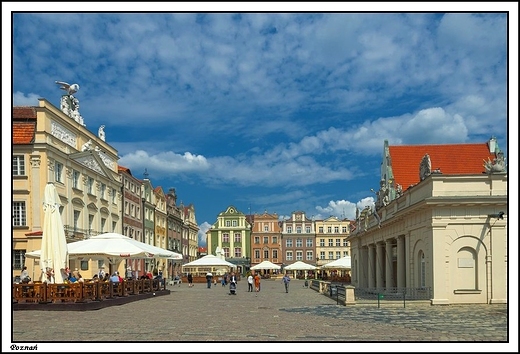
[75,155,106,175]
[70,151,118,182]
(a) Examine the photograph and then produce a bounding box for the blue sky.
[6,4,516,249]
[3,4,518,353]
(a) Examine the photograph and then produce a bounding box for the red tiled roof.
[13,107,37,119]
[389,143,495,190]
[13,121,36,144]
[118,165,131,174]
[13,107,37,144]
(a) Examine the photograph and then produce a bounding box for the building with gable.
[280,211,316,272]
[248,210,283,275]
[315,216,351,274]
[12,99,122,280]
[207,205,251,275]
[348,137,507,304]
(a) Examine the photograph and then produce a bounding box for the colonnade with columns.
[356,235,406,289]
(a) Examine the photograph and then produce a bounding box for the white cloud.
[119,150,209,174]
[13,92,39,106]
[197,222,211,247]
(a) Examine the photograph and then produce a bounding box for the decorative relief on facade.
[395,183,403,198]
[82,175,89,185]
[96,149,115,170]
[419,153,432,181]
[96,181,101,191]
[56,81,86,126]
[66,167,73,179]
[483,150,507,174]
[81,139,94,152]
[47,158,55,171]
[374,179,389,210]
[76,155,104,174]
[50,121,77,148]
[29,155,41,168]
[98,125,106,141]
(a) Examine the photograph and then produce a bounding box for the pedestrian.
[229,271,237,284]
[282,273,291,293]
[206,272,213,289]
[247,273,254,292]
[156,269,164,286]
[254,272,261,296]
[187,273,194,287]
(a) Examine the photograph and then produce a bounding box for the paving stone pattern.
[11,279,510,345]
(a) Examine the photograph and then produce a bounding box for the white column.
[376,242,385,289]
[368,244,375,288]
[397,235,406,288]
[385,239,394,288]
[361,246,369,287]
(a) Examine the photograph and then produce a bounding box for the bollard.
[377,293,384,308]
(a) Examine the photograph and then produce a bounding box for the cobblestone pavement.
[9,279,514,352]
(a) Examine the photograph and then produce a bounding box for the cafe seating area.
[13,279,168,311]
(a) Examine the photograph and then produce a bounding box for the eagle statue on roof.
[55,81,80,95]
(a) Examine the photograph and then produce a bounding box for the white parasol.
[39,183,69,283]
[251,260,281,270]
[320,256,351,269]
[27,232,182,262]
[284,261,317,271]
[182,255,237,268]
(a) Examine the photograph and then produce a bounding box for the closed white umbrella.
[39,183,69,283]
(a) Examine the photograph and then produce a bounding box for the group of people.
[64,268,85,283]
[187,270,292,295]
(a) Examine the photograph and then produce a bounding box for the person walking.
[254,272,261,297]
[247,273,254,292]
[282,273,291,293]
[206,272,213,289]
[187,273,193,288]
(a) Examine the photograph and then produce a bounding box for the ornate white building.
[349,138,507,304]
[13,97,122,280]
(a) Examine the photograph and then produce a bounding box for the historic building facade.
[207,205,251,275]
[183,204,200,263]
[153,186,168,276]
[280,211,316,268]
[248,211,282,274]
[314,216,351,271]
[119,165,144,277]
[166,188,184,276]
[12,97,122,280]
[12,86,199,282]
[348,138,507,304]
